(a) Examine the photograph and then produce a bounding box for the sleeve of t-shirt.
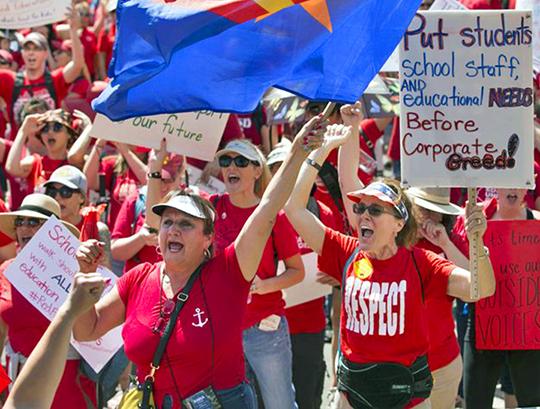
[51,67,69,102]
[273,211,300,261]
[222,242,251,286]
[413,247,455,301]
[116,263,150,306]
[360,118,384,151]
[111,193,136,239]
[318,227,359,282]
[99,155,116,191]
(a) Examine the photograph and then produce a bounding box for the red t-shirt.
[97,23,116,72]
[100,155,142,226]
[111,189,160,273]
[415,238,460,371]
[0,260,95,408]
[236,106,267,147]
[285,200,338,334]
[117,247,250,407]
[210,193,300,328]
[387,116,401,161]
[0,68,69,138]
[0,199,13,247]
[80,27,97,77]
[318,227,454,367]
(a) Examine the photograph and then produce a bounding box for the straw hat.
[0,194,80,240]
[406,187,463,216]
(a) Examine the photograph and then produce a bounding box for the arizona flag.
[93,0,422,120]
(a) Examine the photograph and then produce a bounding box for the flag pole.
[321,102,336,120]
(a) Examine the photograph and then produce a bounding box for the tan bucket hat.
[0,194,80,240]
[406,187,463,216]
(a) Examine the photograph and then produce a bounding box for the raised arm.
[446,203,495,302]
[235,117,325,281]
[115,143,148,185]
[4,272,108,409]
[145,139,167,231]
[285,123,354,255]
[5,114,42,178]
[338,102,365,224]
[63,5,86,84]
[67,110,93,169]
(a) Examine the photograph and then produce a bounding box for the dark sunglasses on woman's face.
[352,202,397,218]
[14,217,43,228]
[45,186,78,199]
[41,122,64,133]
[218,155,258,168]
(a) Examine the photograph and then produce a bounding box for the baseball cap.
[267,139,291,166]
[152,194,215,221]
[22,32,48,50]
[43,165,88,196]
[347,182,409,221]
[215,139,261,163]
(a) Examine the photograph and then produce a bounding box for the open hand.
[149,138,167,171]
[293,114,328,153]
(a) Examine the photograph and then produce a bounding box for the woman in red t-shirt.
[211,138,304,409]
[0,194,92,409]
[71,118,330,409]
[5,109,87,196]
[285,104,495,409]
[406,187,469,409]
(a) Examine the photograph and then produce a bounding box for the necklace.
[153,267,175,334]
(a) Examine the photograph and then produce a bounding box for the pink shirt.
[117,244,250,408]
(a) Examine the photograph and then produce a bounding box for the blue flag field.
[93,0,422,120]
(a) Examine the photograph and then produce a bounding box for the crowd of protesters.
[0,0,540,408]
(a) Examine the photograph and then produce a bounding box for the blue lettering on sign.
[401,51,455,78]
[464,53,520,80]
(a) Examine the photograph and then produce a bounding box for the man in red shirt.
[0,10,84,139]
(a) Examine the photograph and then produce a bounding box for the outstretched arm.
[235,117,326,281]
[285,123,354,255]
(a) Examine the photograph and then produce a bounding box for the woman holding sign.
[72,116,339,409]
[452,188,540,408]
[284,103,495,409]
[0,194,95,409]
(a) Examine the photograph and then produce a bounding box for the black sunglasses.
[352,203,397,217]
[45,185,79,199]
[42,122,64,133]
[14,217,43,228]
[218,155,259,168]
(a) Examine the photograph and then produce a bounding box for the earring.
[204,248,211,259]
[156,246,162,256]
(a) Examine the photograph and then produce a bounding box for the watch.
[306,158,322,172]
[147,171,162,179]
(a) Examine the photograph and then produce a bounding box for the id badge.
[258,314,281,331]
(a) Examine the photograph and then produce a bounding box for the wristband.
[306,158,322,172]
[147,171,162,179]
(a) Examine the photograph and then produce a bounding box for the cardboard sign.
[92,111,229,161]
[515,0,540,70]
[475,220,540,350]
[4,217,123,372]
[399,11,534,188]
[279,252,332,308]
[0,0,70,29]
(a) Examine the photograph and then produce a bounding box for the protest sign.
[279,253,332,308]
[4,217,123,372]
[515,0,540,70]
[0,0,69,29]
[399,11,534,188]
[430,0,467,11]
[92,111,229,161]
[186,165,226,195]
[475,220,540,350]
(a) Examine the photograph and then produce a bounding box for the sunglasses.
[218,155,259,168]
[14,217,43,228]
[41,122,64,133]
[45,185,79,199]
[352,203,398,218]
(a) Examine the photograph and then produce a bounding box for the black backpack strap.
[43,70,57,103]
[306,195,320,219]
[318,162,344,212]
[11,71,26,104]
[410,250,425,303]
[359,127,375,157]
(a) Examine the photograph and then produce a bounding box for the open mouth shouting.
[359,225,374,240]
[167,240,184,253]
[226,173,241,186]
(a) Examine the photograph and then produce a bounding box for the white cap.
[152,195,215,222]
[215,140,261,163]
[267,139,291,166]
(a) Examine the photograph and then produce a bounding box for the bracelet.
[147,171,162,179]
[306,158,322,172]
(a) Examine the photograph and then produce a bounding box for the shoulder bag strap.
[410,250,425,303]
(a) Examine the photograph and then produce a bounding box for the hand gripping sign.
[4,217,122,373]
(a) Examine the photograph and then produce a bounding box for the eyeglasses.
[218,155,259,168]
[352,203,398,218]
[45,185,79,199]
[14,217,44,228]
[41,122,64,133]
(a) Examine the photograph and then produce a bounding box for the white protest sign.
[4,217,123,372]
[430,0,467,11]
[92,111,229,161]
[279,252,332,308]
[399,11,534,188]
[516,0,540,70]
[0,0,70,29]
[186,165,226,195]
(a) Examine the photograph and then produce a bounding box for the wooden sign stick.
[468,187,480,300]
